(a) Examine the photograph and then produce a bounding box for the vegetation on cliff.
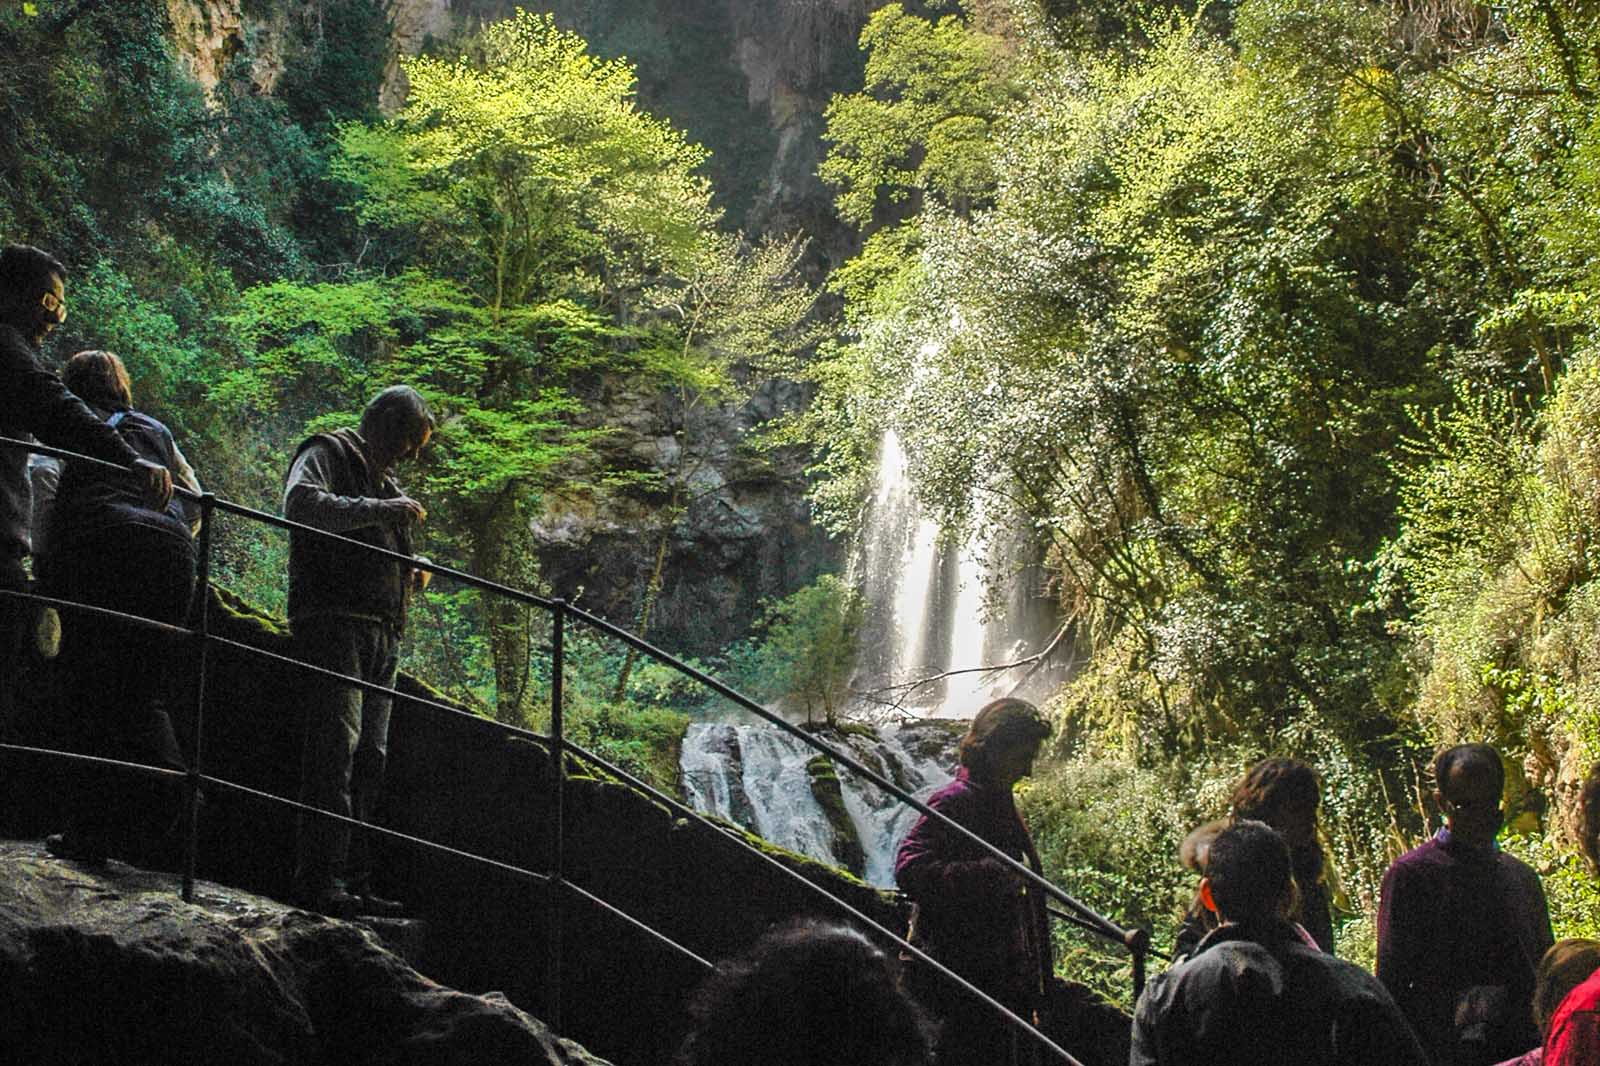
[801,0,1600,989]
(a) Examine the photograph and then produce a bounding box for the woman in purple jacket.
[895,698,1053,1066]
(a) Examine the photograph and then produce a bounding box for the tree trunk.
[473,502,534,725]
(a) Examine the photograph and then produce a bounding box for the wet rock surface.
[0,840,610,1066]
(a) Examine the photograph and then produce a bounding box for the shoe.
[45,831,107,865]
[352,888,405,918]
[299,885,405,919]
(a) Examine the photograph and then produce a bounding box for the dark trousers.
[52,525,195,853]
[0,556,25,740]
[292,616,398,895]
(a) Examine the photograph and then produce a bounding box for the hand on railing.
[378,496,426,527]
[132,459,174,510]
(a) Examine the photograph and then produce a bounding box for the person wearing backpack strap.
[42,350,199,865]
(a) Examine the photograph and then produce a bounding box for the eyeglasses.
[39,291,66,325]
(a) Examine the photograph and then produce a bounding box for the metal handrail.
[0,583,1087,1065]
[1,434,1151,1054]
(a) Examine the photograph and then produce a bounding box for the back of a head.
[360,385,433,454]
[958,697,1051,773]
[0,243,65,320]
[1535,939,1600,1034]
[1206,820,1293,925]
[62,350,133,412]
[675,920,933,1066]
[1434,743,1505,801]
[1231,757,1319,823]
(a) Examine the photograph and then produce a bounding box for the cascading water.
[678,721,956,887]
[677,425,1071,881]
[851,428,1065,718]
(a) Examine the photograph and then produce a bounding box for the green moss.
[806,754,866,877]
[209,583,290,641]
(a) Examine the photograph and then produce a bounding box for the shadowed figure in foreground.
[674,918,934,1066]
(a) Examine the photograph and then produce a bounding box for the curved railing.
[0,435,1153,1066]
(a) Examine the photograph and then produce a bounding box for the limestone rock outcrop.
[0,840,610,1066]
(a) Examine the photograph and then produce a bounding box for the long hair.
[1230,757,1320,825]
[62,350,133,412]
[958,697,1051,779]
[674,919,933,1066]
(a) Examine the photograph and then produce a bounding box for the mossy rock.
[806,754,866,877]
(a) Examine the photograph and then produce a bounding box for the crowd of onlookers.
[6,241,1600,1064]
[0,243,432,919]
[672,709,1600,1066]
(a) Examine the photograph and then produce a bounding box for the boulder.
[0,840,609,1066]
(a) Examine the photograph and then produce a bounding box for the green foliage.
[821,4,1025,228]
[715,574,865,724]
[1504,832,1600,942]
[1022,759,1198,1006]
[276,0,388,130]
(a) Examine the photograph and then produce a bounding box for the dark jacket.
[1378,830,1554,1066]
[894,766,1051,1011]
[1131,920,1431,1066]
[48,408,195,559]
[0,322,143,562]
[284,429,415,628]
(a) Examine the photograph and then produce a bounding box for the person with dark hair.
[1541,767,1600,1066]
[286,385,433,918]
[1378,744,1554,1066]
[894,697,1054,1066]
[674,919,934,1066]
[41,350,202,863]
[1489,939,1600,1066]
[1131,821,1429,1066]
[1172,756,1337,959]
[0,246,171,734]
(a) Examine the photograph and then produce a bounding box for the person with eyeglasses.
[0,244,172,736]
[1377,744,1555,1066]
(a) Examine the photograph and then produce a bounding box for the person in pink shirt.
[1493,939,1600,1066]
[1543,766,1600,1066]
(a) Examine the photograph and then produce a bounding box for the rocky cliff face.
[536,376,840,656]
[161,0,869,653]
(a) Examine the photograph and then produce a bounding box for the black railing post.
[547,599,567,1032]
[1126,926,1150,1003]
[180,493,216,904]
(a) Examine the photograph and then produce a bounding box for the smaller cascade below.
[679,720,959,886]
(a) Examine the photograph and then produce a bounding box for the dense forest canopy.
[7,0,1600,998]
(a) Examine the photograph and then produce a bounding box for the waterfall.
[678,721,956,887]
[851,429,1064,718]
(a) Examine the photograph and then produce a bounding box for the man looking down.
[285,385,432,918]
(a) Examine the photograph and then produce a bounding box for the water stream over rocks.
[679,720,961,886]
[677,428,1072,882]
